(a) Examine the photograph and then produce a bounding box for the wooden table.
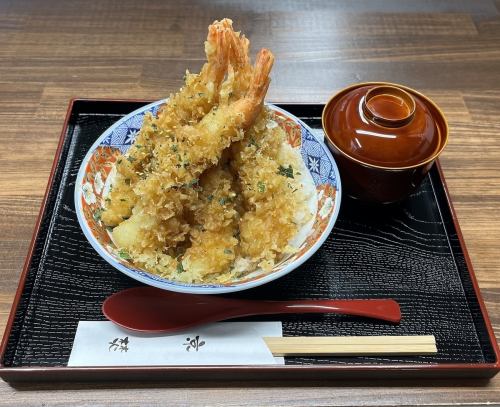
[1,0,499,405]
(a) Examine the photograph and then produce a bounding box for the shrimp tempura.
[180,166,240,282]
[231,110,311,271]
[105,19,275,280]
[101,20,231,226]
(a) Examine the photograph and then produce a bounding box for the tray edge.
[1,363,499,383]
[0,98,78,367]
[433,160,500,366]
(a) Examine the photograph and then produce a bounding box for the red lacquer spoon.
[102,287,401,333]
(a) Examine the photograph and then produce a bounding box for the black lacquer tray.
[0,100,498,382]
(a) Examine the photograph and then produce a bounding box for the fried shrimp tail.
[218,19,254,104]
[155,21,230,130]
[180,48,275,171]
[202,22,230,88]
[234,48,274,123]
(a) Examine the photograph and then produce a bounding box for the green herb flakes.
[187,178,199,188]
[248,137,259,148]
[93,208,103,222]
[277,164,294,178]
[118,249,132,260]
[177,262,185,273]
[257,181,266,193]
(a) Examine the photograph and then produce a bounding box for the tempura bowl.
[75,101,341,294]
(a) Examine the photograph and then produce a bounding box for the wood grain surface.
[0,0,499,405]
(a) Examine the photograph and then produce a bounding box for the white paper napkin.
[68,321,283,366]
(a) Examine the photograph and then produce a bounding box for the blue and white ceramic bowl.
[75,101,341,294]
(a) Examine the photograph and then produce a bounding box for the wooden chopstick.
[263,335,437,356]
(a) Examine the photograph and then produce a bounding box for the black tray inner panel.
[3,101,495,367]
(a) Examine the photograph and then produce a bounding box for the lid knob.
[362,85,416,128]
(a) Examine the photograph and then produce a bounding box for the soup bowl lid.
[322,82,448,169]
